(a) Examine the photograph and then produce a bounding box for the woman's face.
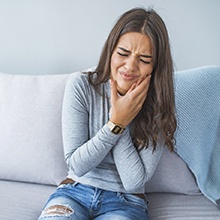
[110,32,153,95]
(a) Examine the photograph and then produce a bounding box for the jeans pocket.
[120,193,148,211]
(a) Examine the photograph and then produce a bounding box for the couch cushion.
[145,146,201,195]
[147,192,220,219]
[0,180,56,220]
[0,73,73,185]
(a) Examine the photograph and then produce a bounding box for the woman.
[39,7,176,220]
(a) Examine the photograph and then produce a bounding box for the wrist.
[107,120,125,134]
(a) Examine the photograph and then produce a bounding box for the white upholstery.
[0,73,71,185]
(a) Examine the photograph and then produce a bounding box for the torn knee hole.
[43,204,74,216]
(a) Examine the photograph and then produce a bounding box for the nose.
[124,56,138,72]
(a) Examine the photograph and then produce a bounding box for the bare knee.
[42,204,74,217]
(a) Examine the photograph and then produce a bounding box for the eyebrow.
[118,47,152,58]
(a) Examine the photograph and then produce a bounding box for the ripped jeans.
[38,182,149,220]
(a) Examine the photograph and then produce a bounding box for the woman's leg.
[93,192,149,220]
[38,183,90,220]
[38,182,149,220]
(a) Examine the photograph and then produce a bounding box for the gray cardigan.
[62,72,163,194]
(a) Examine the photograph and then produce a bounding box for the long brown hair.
[88,7,177,151]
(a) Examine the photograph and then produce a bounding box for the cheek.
[111,53,123,71]
[142,65,153,77]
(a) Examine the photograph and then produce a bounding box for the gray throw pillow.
[145,147,201,195]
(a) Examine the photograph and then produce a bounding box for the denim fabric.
[38,183,149,220]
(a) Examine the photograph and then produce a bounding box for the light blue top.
[62,72,163,194]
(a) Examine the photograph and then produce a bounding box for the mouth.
[119,71,139,81]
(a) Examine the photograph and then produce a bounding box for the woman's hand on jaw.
[109,75,151,127]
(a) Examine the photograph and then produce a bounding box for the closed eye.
[118,52,151,64]
[140,59,151,64]
[117,52,128,57]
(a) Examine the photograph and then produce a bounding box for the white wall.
[0,0,219,74]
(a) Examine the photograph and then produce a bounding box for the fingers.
[128,74,151,96]
[138,74,151,89]
[109,75,151,127]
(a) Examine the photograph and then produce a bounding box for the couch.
[0,66,220,220]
